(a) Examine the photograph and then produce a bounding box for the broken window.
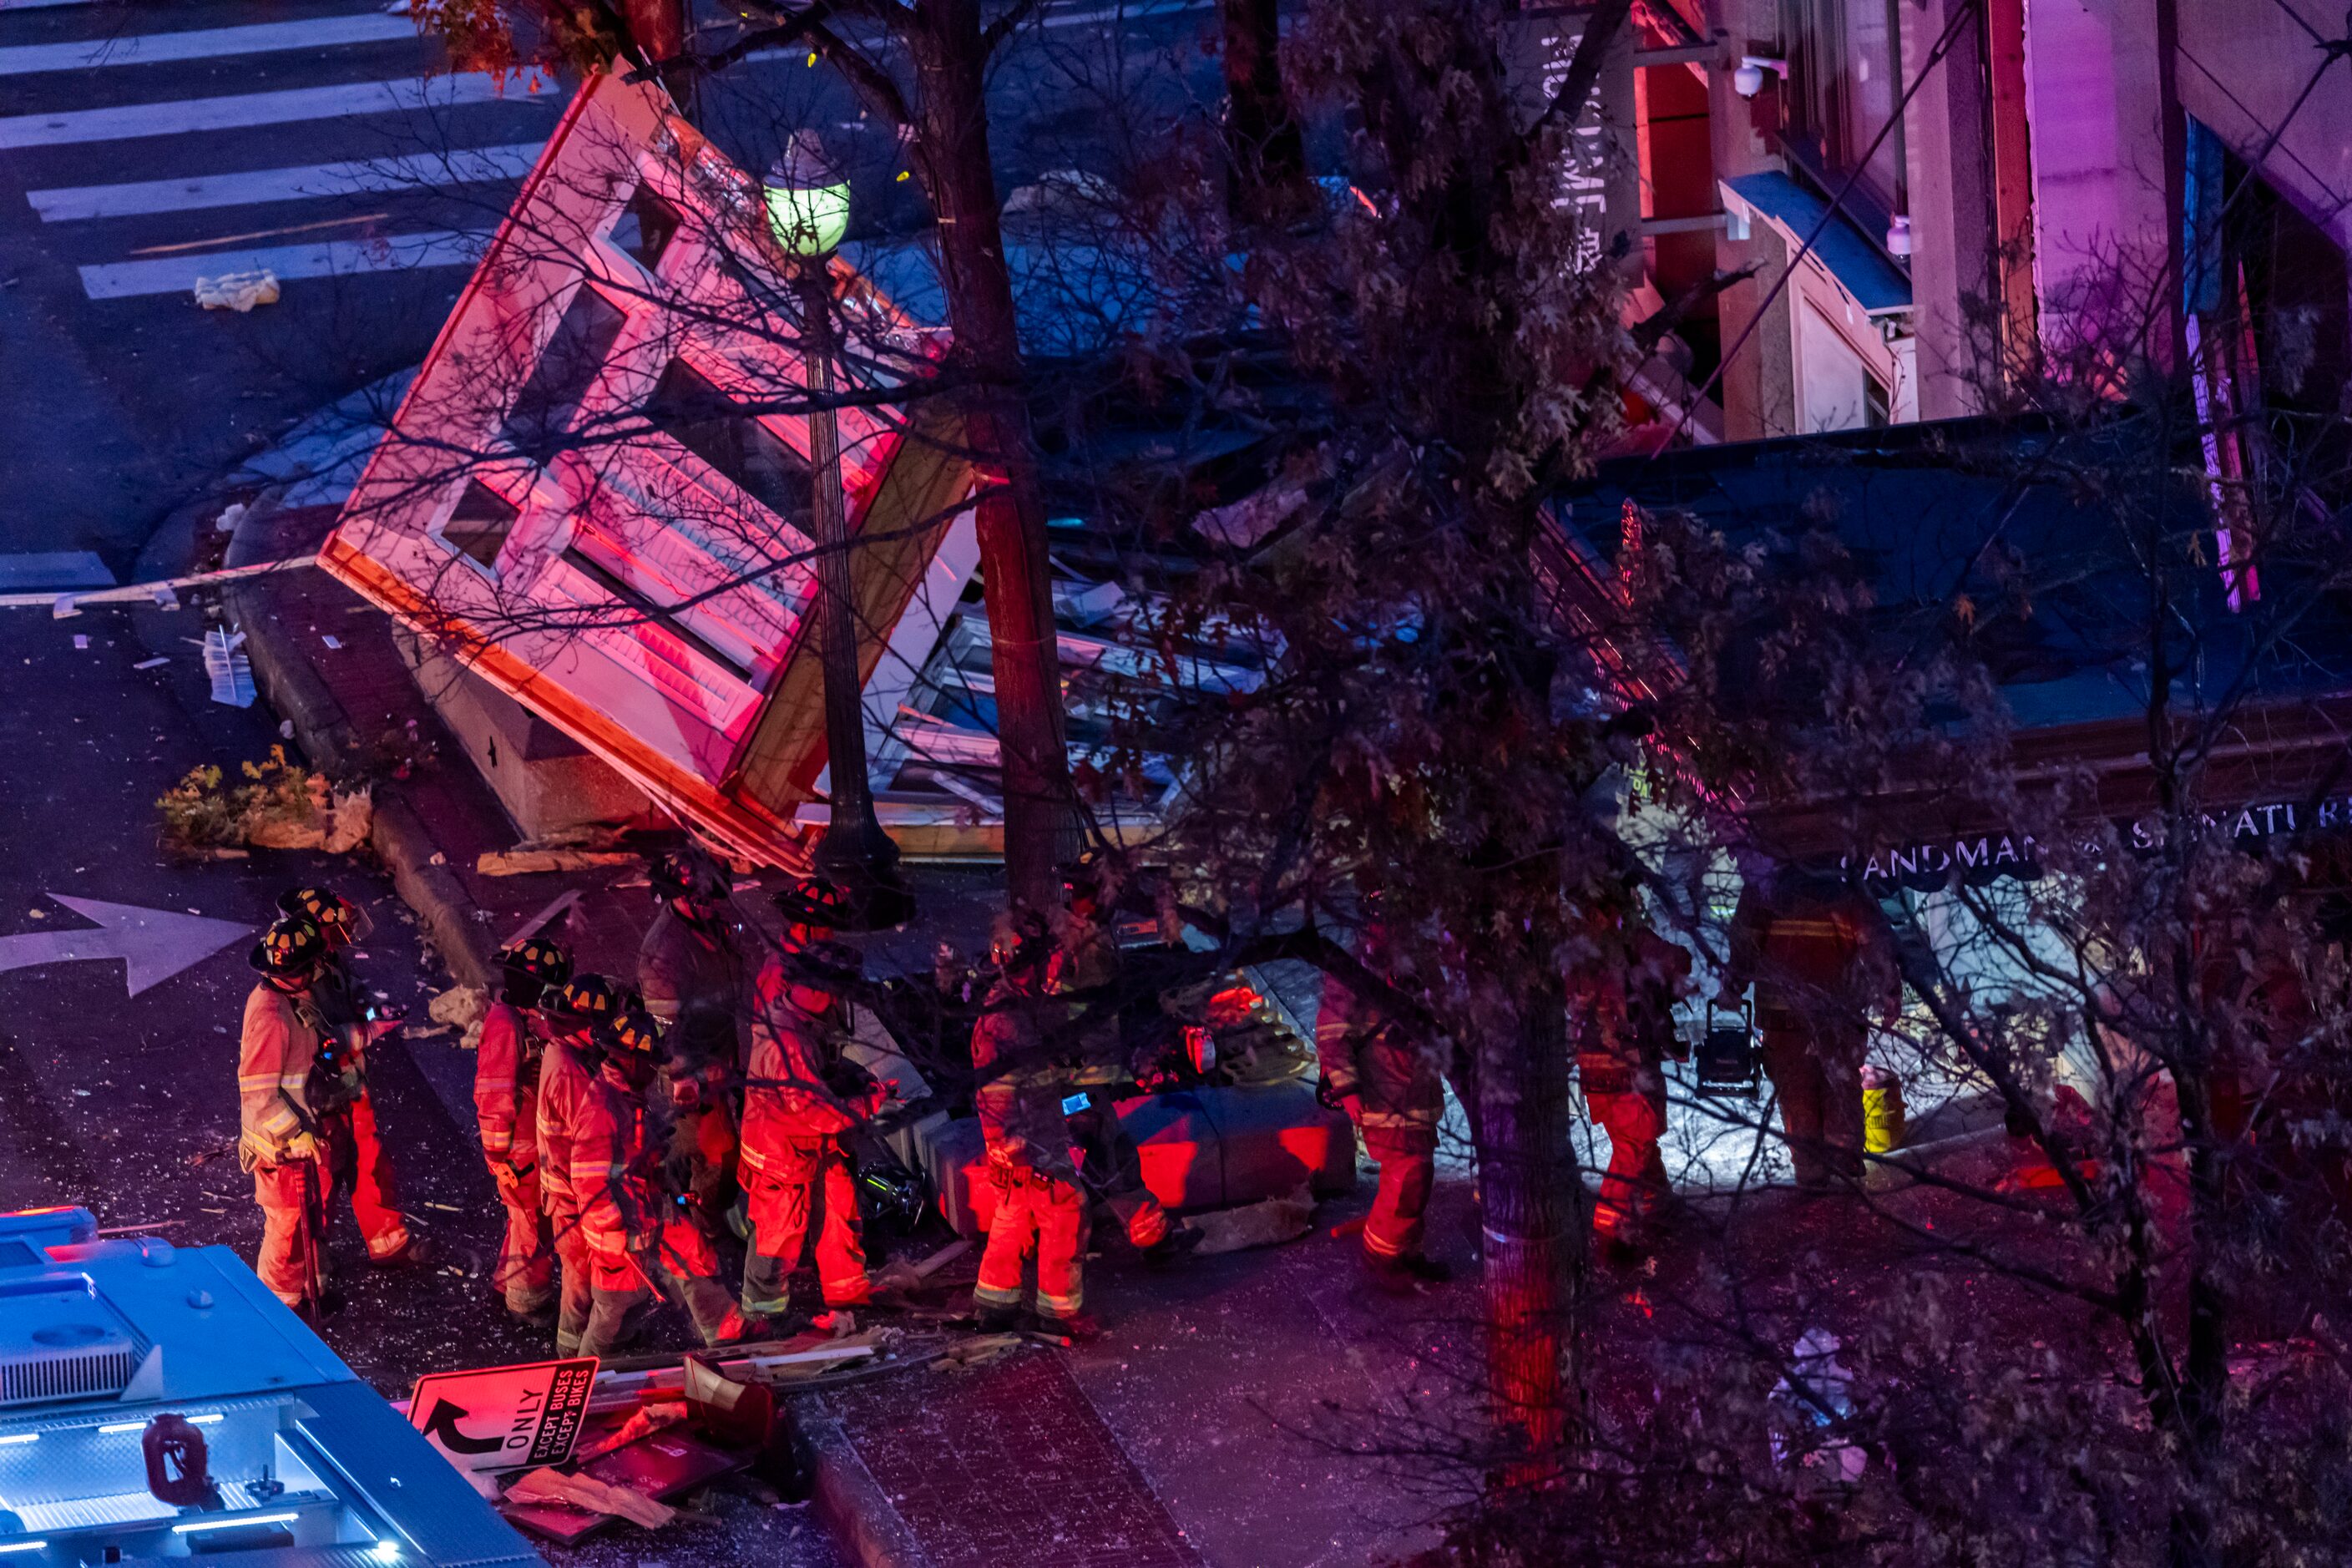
[610,185,683,271]
[645,357,814,525]
[502,285,627,458]
[443,479,521,569]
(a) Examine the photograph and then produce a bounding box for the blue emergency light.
[0,1207,542,1566]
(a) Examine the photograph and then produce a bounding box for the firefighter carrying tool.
[1315,928,1449,1292]
[238,913,419,1312]
[973,912,1099,1338]
[638,847,746,1230]
[477,937,569,1318]
[536,973,621,1356]
[571,1006,747,1357]
[741,928,892,1323]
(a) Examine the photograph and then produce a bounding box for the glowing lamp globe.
[764,131,851,256]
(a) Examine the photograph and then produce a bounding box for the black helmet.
[1058,850,1113,908]
[497,935,572,1007]
[771,876,852,930]
[250,915,326,979]
[603,1008,664,1058]
[781,937,863,993]
[546,974,624,1030]
[650,847,731,903]
[278,885,369,946]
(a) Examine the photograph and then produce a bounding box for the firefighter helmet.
[545,973,624,1030]
[276,885,371,946]
[496,935,572,1007]
[989,909,1055,977]
[782,937,863,993]
[771,876,852,931]
[1058,850,1114,910]
[650,846,731,903]
[602,1008,664,1059]
[250,915,326,979]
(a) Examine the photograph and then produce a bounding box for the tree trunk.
[1474,968,1578,1479]
[908,0,1078,910]
[1219,0,1308,225]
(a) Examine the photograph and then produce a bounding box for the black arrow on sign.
[419,1398,505,1456]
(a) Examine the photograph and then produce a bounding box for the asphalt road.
[0,0,1222,569]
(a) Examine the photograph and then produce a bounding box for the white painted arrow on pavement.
[0,896,253,996]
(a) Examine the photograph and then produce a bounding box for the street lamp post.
[765,133,911,927]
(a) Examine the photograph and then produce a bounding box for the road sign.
[407,1357,598,1475]
[0,895,250,995]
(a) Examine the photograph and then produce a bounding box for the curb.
[220,491,499,996]
[802,1403,935,1568]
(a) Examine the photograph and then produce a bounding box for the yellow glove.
[283,1132,321,1161]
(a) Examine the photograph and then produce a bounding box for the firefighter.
[638,846,746,1229]
[536,973,622,1357]
[1572,917,1691,1260]
[1724,866,1901,1193]
[1050,856,1184,1258]
[741,932,890,1324]
[572,1006,747,1356]
[1315,927,1449,1290]
[972,910,1097,1337]
[238,916,419,1313]
[476,937,569,1319]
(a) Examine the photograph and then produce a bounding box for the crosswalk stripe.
[28,142,544,221]
[0,71,549,149]
[78,228,489,300]
[0,13,422,76]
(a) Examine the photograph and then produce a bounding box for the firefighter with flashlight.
[572,1004,747,1355]
[1050,854,1188,1260]
[740,895,891,1327]
[474,936,569,1319]
[972,910,1098,1337]
[238,912,422,1314]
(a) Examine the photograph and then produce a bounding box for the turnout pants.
[549,1213,594,1356]
[741,1153,870,1316]
[975,1166,1085,1321]
[1361,1130,1436,1267]
[1589,1088,1669,1242]
[251,1097,410,1306]
[1761,1021,1866,1191]
[490,1162,554,1313]
[579,1220,741,1357]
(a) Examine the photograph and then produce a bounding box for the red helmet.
[771,876,852,931]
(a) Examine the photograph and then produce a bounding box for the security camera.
[1732,55,1788,99]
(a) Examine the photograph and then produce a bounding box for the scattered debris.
[503,1467,675,1530]
[52,594,78,620]
[72,634,89,650]
[193,270,281,312]
[201,627,254,706]
[478,847,640,876]
[215,503,248,535]
[428,984,488,1050]
[1186,1188,1315,1255]
[133,655,169,670]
